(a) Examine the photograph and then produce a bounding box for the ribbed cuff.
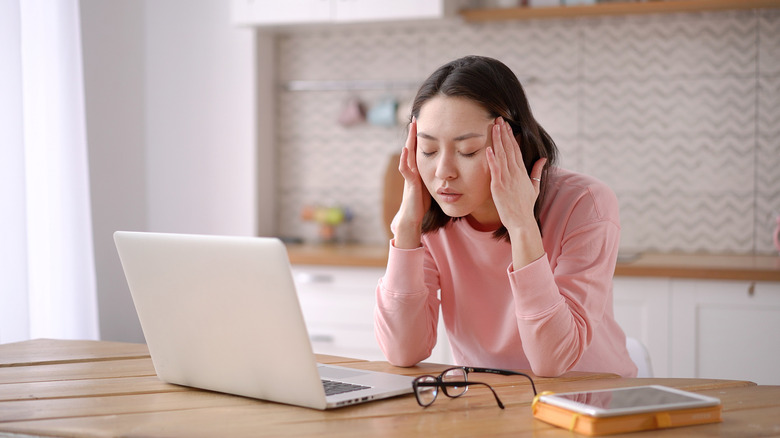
[383,239,427,294]
[507,254,563,317]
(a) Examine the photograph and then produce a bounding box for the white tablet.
[538,385,721,418]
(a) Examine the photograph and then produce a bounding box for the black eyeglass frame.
[411,366,537,409]
[413,378,505,408]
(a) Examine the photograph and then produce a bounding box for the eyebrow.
[417,132,485,142]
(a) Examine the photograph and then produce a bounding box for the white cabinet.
[334,0,448,22]
[292,264,780,383]
[613,277,780,385]
[231,0,462,26]
[612,277,671,377]
[670,280,780,385]
[292,264,453,364]
[231,0,331,26]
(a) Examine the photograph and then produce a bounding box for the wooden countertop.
[287,243,391,268]
[286,244,780,282]
[459,0,780,22]
[614,252,780,282]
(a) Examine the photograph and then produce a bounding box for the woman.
[374,56,637,378]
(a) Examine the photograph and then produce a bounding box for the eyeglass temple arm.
[463,367,538,395]
[426,381,505,409]
[468,382,505,409]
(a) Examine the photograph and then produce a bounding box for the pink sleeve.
[374,241,441,367]
[509,219,620,377]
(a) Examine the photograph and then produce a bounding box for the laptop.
[113,231,414,410]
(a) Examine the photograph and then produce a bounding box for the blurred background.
[2,0,779,383]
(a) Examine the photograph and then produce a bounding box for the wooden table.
[1,339,779,437]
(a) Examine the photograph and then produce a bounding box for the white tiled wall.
[274,9,780,254]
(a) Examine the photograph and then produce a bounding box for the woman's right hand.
[393,118,430,249]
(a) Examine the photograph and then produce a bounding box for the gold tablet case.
[533,398,722,436]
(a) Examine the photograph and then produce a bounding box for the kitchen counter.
[286,243,780,282]
[614,252,780,282]
[286,243,390,268]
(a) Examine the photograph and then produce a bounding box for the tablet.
[538,385,721,418]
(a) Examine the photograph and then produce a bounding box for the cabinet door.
[292,265,453,364]
[670,280,780,385]
[612,277,671,377]
[334,0,445,22]
[231,0,332,26]
[293,265,383,360]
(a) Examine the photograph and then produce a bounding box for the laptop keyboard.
[322,379,371,396]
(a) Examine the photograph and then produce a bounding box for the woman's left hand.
[486,117,546,235]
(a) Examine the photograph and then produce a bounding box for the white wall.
[81,0,260,342]
[81,0,147,342]
[144,0,257,235]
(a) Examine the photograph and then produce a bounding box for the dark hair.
[410,55,558,241]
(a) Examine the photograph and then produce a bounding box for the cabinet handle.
[310,334,335,343]
[748,282,755,297]
[294,272,334,284]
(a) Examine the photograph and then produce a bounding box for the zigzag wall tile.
[756,195,780,254]
[581,77,756,137]
[525,80,579,138]
[754,190,780,254]
[276,86,409,244]
[278,27,423,82]
[419,24,509,74]
[618,193,754,253]
[581,11,757,80]
[756,73,780,253]
[759,75,780,140]
[759,10,780,75]
[274,9,780,254]
[549,134,582,173]
[582,133,754,195]
[419,19,581,82]
[758,75,780,199]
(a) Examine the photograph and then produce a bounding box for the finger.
[398,146,411,178]
[404,118,418,173]
[496,117,522,174]
[486,146,506,193]
[497,118,517,169]
[490,119,507,167]
[398,147,422,184]
[502,118,524,170]
[529,157,547,191]
[530,157,547,179]
[486,145,497,176]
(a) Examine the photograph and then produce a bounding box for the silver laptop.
[114,231,413,410]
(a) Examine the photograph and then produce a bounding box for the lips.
[436,187,462,203]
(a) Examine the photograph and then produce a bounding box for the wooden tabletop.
[1,339,779,437]
[286,243,780,282]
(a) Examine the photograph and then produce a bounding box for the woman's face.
[416,95,501,229]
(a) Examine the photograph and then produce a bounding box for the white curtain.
[0,0,99,343]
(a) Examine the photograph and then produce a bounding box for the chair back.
[626,337,654,378]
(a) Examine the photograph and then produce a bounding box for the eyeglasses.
[412,367,537,409]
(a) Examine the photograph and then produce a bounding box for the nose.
[434,151,457,180]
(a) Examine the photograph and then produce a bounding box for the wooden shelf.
[460,0,780,22]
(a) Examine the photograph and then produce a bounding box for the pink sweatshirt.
[374,167,637,377]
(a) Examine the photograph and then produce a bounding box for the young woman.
[374,56,637,378]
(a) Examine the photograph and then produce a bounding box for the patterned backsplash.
[274,8,780,254]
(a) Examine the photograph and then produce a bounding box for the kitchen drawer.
[307,323,385,361]
[292,265,381,327]
[292,264,454,364]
